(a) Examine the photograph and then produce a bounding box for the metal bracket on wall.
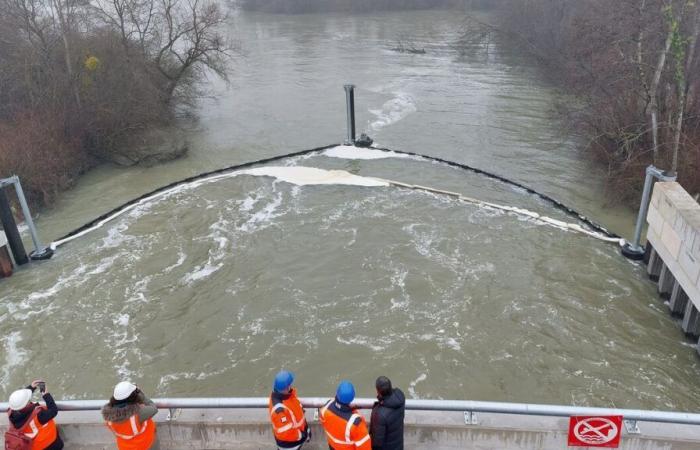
[463,411,478,425]
[167,408,182,421]
[624,419,640,434]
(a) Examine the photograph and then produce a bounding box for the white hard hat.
[8,389,32,410]
[113,381,137,401]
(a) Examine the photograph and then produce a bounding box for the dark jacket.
[8,387,63,450]
[369,388,405,450]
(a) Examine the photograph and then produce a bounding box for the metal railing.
[2,398,700,426]
[621,165,677,260]
[0,175,52,260]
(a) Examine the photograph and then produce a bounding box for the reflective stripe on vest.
[320,401,367,447]
[270,401,305,440]
[23,416,46,439]
[18,407,58,449]
[108,415,148,440]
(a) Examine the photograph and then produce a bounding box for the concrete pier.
[3,409,700,449]
[644,182,700,347]
[681,301,700,337]
[658,264,675,297]
[669,281,689,316]
[647,248,664,280]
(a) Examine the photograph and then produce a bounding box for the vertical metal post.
[344,84,356,145]
[0,187,28,265]
[10,176,53,260]
[621,165,676,260]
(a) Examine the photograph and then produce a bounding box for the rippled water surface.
[2,9,699,410]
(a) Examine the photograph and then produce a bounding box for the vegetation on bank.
[461,0,700,202]
[0,0,231,207]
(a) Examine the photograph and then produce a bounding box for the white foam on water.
[445,337,461,351]
[408,373,428,399]
[336,335,385,352]
[239,195,258,212]
[1,331,27,385]
[52,159,619,251]
[369,92,417,131]
[240,166,388,187]
[183,263,224,284]
[182,216,232,284]
[322,145,414,161]
[157,367,229,392]
[115,314,130,326]
[238,191,285,233]
[163,250,187,273]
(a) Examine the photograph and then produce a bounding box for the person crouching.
[102,381,159,450]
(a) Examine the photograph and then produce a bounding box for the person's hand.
[30,380,44,389]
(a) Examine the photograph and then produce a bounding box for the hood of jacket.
[379,388,405,410]
[101,402,141,423]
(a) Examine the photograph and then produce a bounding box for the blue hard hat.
[274,370,294,392]
[336,380,355,404]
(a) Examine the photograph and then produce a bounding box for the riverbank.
[468,1,700,204]
[0,0,228,210]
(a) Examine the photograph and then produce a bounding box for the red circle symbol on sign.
[568,416,623,448]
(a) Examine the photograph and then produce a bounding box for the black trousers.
[44,436,64,450]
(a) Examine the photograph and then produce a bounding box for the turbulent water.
[2,9,699,411]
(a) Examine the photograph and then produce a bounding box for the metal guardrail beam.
[1,398,700,426]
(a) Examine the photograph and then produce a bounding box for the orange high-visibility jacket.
[19,406,58,450]
[106,413,156,450]
[268,388,308,444]
[320,399,371,450]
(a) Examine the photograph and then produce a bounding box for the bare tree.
[468,0,700,202]
[669,0,700,172]
[153,0,230,103]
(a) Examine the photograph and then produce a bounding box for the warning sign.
[567,416,623,448]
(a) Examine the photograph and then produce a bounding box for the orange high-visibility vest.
[19,406,58,450]
[268,388,307,444]
[319,400,371,450]
[106,413,156,450]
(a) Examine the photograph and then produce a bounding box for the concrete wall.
[3,409,700,449]
[647,182,700,304]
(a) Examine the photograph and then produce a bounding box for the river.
[1,9,699,411]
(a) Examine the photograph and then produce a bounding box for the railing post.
[344,84,356,145]
[10,176,53,260]
[621,165,676,260]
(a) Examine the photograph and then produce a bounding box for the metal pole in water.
[344,84,356,145]
[0,186,28,265]
[10,176,53,260]
[621,165,676,260]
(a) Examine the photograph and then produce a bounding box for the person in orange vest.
[6,380,63,449]
[319,381,371,450]
[268,370,310,449]
[101,381,159,450]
